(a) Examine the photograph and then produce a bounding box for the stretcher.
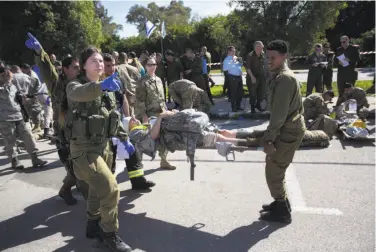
[339,127,375,141]
[187,146,259,181]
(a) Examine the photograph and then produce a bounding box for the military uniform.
[12,73,43,131]
[306,52,326,96]
[201,52,214,104]
[334,45,361,100]
[134,74,175,169]
[323,50,335,90]
[166,57,183,84]
[303,93,330,121]
[168,79,212,114]
[0,75,46,169]
[35,49,88,203]
[185,56,206,91]
[246,51,267,109]
[65,76,129,233]
[156,61,167,102]
[337,87,370,118]
[263,65,305,206]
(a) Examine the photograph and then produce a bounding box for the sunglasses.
[147,63,157,66]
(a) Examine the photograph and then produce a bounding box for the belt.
[229,74,242,78]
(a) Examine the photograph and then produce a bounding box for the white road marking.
[286,165,343,216]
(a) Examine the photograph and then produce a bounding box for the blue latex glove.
[25,32,42,51]
[122,139,135,155]
[46,96,51,106]
[100,73,121,91]
[31,65,44,83]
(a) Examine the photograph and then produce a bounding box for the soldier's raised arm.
[66,80,103,102]
[25,33,59,94]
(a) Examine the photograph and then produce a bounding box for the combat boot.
[11,157,24,169]
[131,176,156,191]
[251,105,256,114]
[259,200,292,224]
[43,128,51,139]
[30,153,48,168]
[102,231,132,252]
[58,186,77,205]
[260,198,291,213]
[86,219,101,239]
[160,159,176,170]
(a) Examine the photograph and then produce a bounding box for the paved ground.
[210,68,375,85]
[0,117,374,252]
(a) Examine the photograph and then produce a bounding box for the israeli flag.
[161,20,166,39]
[145,20,156,38]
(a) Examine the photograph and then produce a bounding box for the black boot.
[259,200,292,224]
[102,231,132,252]
[251,105,256,114]
[43,128,50,139]
[255,103,263,112]
[86,219,101,239]
[31,153,48,168]
[58,186,78,205]
[260,198,291,213]
[11,157,24,169]
[131,176,156,191]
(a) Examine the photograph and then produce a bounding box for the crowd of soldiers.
[0,31,373,252]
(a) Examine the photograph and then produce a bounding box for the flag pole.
[160,21,164,56]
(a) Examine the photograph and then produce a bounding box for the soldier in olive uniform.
[322,42,335,91]
[168,79,212,114]
[155,52,167,102]
[184,48,206,91]
[306,44,327,96]
[165,50,184,103]
[303,90,334,121]
[337,83,370,118]
[135,56,176,170]
[118,52,141,81]
[26,33,86,205]
[334,36,361,104]
[259,40,306,223]
[0,65,47,170]
[66,47,132,251]
[246,41,268,113]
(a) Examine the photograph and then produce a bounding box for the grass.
[209,80,374,98]
[210,67,247,74]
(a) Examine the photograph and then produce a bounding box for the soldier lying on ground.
[123,110,331,162]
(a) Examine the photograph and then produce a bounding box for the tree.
[126,1,191,33]
[0,1,103,64]
[325,1,375,50]
[229,1,347,55]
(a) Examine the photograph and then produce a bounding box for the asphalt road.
[0,119,375,252]
[210,68,375,85]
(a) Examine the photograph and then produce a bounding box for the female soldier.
[65,47,131,252]
[134,56,176,170]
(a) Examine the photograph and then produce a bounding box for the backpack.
[159,109,209,156]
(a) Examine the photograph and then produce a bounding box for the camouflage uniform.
[116,65,136,116]
[323,50,335,90]
[156,61,167,102]
[263,65,306,202]
[12,73,43,129]
[135,74,166,119]
[337,87,370,118]
[0,76,44,166]
[303,93,330,121]
[168,79,212,113]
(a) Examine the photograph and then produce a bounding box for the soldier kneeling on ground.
[336,82,371,119]
[0,66,47,169]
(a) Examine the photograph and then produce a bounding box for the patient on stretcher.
[122,110,330,159]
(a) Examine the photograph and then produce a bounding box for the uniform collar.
[270,64,288,78]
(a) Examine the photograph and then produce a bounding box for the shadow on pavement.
[0,189,286,252]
